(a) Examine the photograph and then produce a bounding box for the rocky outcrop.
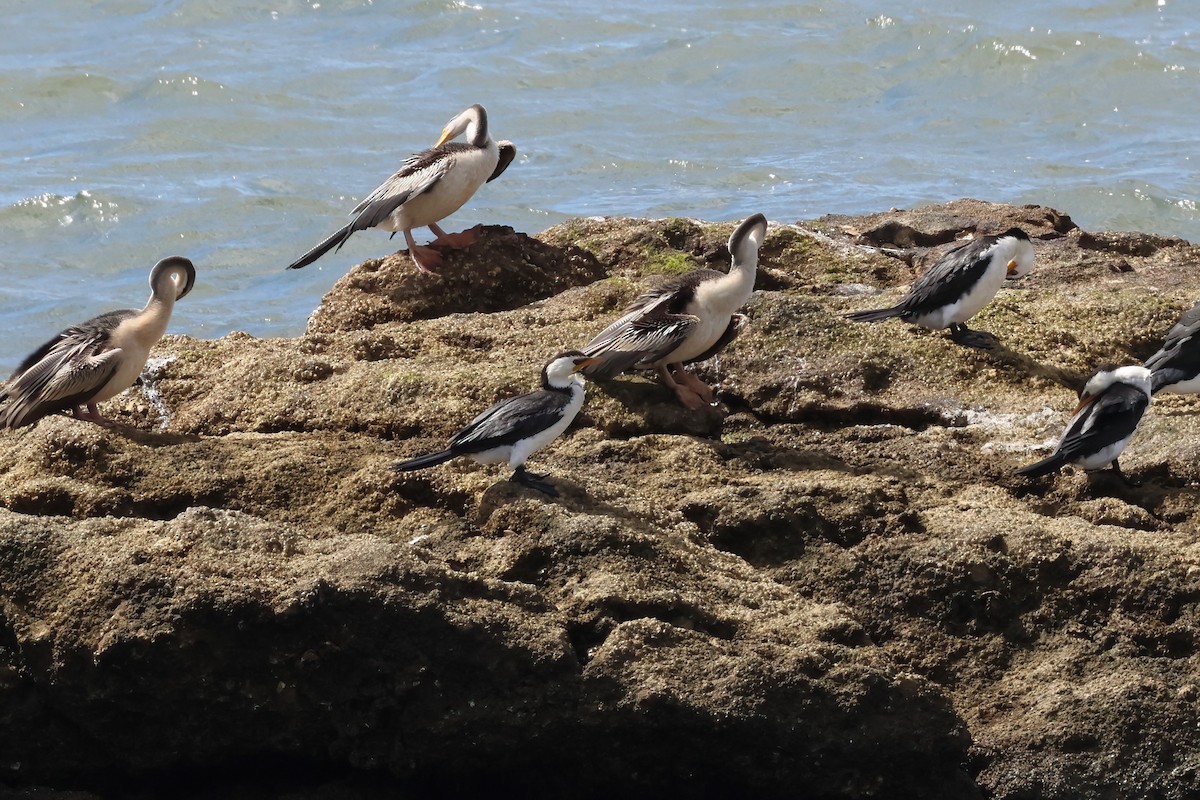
[3,199,1200,798]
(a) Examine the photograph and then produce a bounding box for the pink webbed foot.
[407,244,443,274]
[672,367,718,405]
[658,365,712,410]
[428,223,482,250]
[670,384,710,410]
[401,228,441,273]
[72,403,115,427]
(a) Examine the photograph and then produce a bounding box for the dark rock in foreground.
[4,199,1200,799]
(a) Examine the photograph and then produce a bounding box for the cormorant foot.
[659,364,715,409]
[948,324,999,350]
[672,367,718,405]
[428,223,481,250]
[670,384,710,410]
[72,405,115,427]
[407,244,443,274]
[1110,459,1143,488]
[512,466,559,497]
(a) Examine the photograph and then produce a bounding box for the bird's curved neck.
[729,254,758,284]
[466,110,488,148]
[115,289,178,355]
[700,257,758,314]
[140,276,182,332]
[140,290,177,332]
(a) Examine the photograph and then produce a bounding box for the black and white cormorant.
[391,351,598,496]
[1016,365,1152,484]
[1144,299,1200,395]
[845,227,1034,347]
[287,103,516,274]
[0,256,196,429]
[579,213,768,409]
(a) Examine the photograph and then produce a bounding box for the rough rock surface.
[4,199,1200,798]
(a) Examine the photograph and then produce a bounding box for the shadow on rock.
[109,426,204,447]
[582,378,727,439]
[978,340,1085,392]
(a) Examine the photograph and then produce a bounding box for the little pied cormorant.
[1016,364,1152,485]
[391,351,598,496]
[1144,299,1200,395]
[845,227,1034,348]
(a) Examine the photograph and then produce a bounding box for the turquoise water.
[1,0,1198,371]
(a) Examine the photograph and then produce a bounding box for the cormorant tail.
[287,223,355,270]
[577,350,645,381]
[844,306,904,323]
[391,450,457,472]
[1015,454,1067,478]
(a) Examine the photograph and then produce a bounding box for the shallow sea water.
[1,0,1198,371]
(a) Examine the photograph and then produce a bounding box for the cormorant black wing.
[580,269,724,378]
[634,269,721,313]
[896,235,999,318]
[6,310,130,381]
[1051,383,1148,463]
[345,143,474,231]
[583,315,697,379]
[1160,299,1200,347]
[450,389,573,453]
[1145,299,1200,390]
[488,141,517,183]
[1146,340,1200,392]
